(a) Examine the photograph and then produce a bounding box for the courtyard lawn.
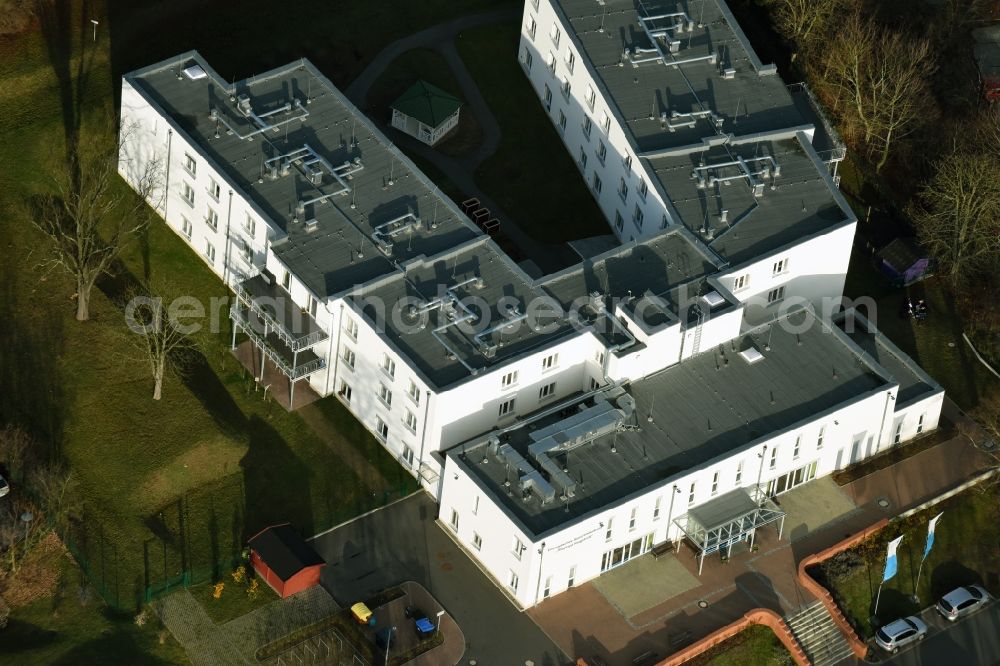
[811,484,1000,639]
[456,23,610,243]
[687,625,792,666]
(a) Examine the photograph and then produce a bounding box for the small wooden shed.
[877,238,933,287]
[247,523,325,598]
[390,80,462,146]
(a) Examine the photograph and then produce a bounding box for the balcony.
[234,272,328,352]
[230,304,326,381]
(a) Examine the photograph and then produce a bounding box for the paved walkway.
[159,586,341,665]
[345,7,580,274]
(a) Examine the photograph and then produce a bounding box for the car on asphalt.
[936,585,991,621]
[875,616,928,653]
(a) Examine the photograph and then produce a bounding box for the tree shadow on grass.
[50,628,175,666]
[0,618,60,654]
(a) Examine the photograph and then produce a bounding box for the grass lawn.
[0,0,437,646]
[812,483,1000,638]
[189,574,276,626]
[456,23,610,244]
[0,539,187,665]
[686,625,792,666]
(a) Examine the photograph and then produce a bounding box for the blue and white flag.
[883,535,904,582]
[923,512,943,560]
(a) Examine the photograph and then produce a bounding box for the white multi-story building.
[118,0,942,611]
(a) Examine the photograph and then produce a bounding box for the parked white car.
[937,585,991,621]
[875,616,928,653]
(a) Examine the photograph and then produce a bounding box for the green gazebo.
[390,80,462,146]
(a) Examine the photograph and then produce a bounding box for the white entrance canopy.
[674,488,786,574]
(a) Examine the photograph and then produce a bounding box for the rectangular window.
[308,294,318,318]
[633,204,644,228]
[450,509,459,531]
[498,398,516,417]
[543,576,552,598]
[377,384,392,408]
[204,241,215,264]
[568,566,576,588]
[344,316,359,340]
[618,177,628,202]
[894,421,903,444]
[628,508,637,531]
[342,347,356,369]
[591,173,602,194]
[546,50,557,74]
[767,286,785,304]
[589,377,600,390]
[560,76,571,100]
[282,270,291,290]
[522,47,533,70]
[408,380,420,405]
[542,353,558,370]
[605,518,613,542]
[585,85,596,111]
[638,178,648,200]
[205,207,219,231]
[338,380,352,403]
[512,536,526,560]
[501,371,518,388]
[244,214,256,238]
[404,410,417,433]
[653,496,662,520]
[182,182,195,206]
[597,141,607,165]
[711,471,719,495]
[772,258,789,275]
[538,382,556,400]
[558,109,567,131]
[688,483,696,506]
[508,570,519,593]
[582,115,593,139]
[240,237,253,263]
[472,533,482,550]
[208,178,220,200]
[543,84,552,110]
[565,49,575,73]
[578,146,588,170]
[735,460,743,485]
[614,210,624,232]
[793,436,801,459]
[549,23,560,47]
[917,414,925,434]
[183,153,197,176]
[817,426,825,449]
[181,216,192,240]
[526,15,536,40]
[381,353,396,379]
[375,417,389,441]
[733,274,750,291]
[402,445,414,467]
[600,111,611,133]
[595,351,606,364]
[770,447,778,470]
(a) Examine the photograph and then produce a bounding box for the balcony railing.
[234,273,328,352]
[230,306,326,380]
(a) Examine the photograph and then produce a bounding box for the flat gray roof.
[127,53,480,300]
[452,307,890,535]
[350,237,578,389]
[555,0,805,154]
[650,133,854,265]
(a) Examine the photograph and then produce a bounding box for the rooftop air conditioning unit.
[304,219,319,233]
[722,67,736,80]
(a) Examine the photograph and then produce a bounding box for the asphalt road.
[310,493,569,666]
[878,603,1000,666]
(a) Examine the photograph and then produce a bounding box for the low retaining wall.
[797,517,890,660]
[655,609,808,666]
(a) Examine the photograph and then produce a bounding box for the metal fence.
[271,628,369,666]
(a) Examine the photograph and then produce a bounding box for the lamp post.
[435,609,445,635]
[665,485,681,552]
[90,19,99,42]
[755,444,769,506]
[20,511,33,558]
[384,626,396,666]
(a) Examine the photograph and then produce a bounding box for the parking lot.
[878,601,999,665]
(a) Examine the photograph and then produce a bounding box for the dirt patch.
[0,532,68,608]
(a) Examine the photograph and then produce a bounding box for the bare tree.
[823,13,936,170]
[27,464,76,540]
[761,0,845,55]
[124,285,197,401]
[0,425,33,484]
[31,122,161,321]
[910,151,1000,284]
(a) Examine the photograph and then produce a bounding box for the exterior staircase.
[784,600,855,666]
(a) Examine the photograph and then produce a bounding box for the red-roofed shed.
[247,523,325,598]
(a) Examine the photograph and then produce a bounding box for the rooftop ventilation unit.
[691,154,781,197]
[701,291,726,309]
[722,67,737,80]
[739,346,765,364]
[304,219,319,233]
[182,64,207,81]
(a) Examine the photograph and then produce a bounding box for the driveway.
[310,493,569,666]
[878,602,1000,666]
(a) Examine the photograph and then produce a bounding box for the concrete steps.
[785,600,855,666]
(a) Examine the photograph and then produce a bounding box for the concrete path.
[344,7,581,274]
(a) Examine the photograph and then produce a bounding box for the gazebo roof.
[675,488,785,555]
[391,80,462,129]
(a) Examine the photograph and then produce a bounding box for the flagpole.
[874,580,885,618]
[912,558,926,604]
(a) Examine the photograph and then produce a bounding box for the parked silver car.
[937,585,990,621]
[875,616,928,653]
